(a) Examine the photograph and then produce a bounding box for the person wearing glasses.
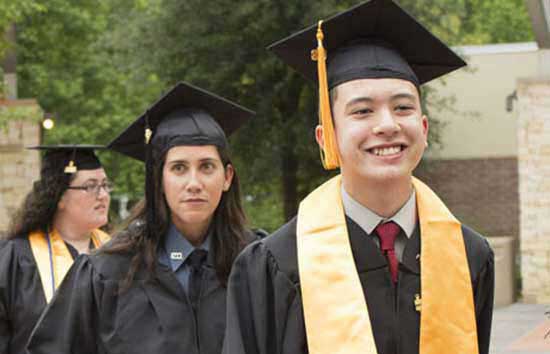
[0,145,111,354]
[26,82,257,354]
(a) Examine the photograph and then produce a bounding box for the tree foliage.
[9,0,535,230]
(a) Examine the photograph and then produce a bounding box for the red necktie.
[375,221,400,284]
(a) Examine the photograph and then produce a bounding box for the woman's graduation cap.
[108,82,255,161]
[268,0,467,169]
[108,81,255,239]
[28,145,105,177]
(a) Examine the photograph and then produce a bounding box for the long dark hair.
[103,145,248,288]
[6,173,73,239]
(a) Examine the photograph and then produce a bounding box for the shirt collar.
[161,223,211,272]
[341,185,417,238]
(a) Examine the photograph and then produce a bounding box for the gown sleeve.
[473,242,495,354]
[0,241,14,353]
[26,255,101,354]
[223,241,306,354]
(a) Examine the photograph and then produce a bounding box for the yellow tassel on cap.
[311,20,339,170]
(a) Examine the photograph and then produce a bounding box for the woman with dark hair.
[0,145,111,354]
[27,82,257,354]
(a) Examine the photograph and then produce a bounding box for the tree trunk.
[281,143,298,221]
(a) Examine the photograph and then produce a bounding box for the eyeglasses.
[67,181,114,196]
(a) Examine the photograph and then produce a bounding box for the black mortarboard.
[268,0,466,89]
[107,81,254,240]
[267,0,466,170]
[28,145,105,177]
[107,81,255,162]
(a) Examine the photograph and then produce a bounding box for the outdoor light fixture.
[506,91,517,113]
[42,113,55,130]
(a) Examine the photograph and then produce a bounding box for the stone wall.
[516,78,550,304]
[0,100,41,233]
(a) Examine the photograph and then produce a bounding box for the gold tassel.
[311,20,339,170]
[145,128,152,144]
[144,111,153,144]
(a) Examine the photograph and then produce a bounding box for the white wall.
[425,42,539,159]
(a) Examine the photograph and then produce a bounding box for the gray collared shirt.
[341,185,417,262]
[158,223,211,293]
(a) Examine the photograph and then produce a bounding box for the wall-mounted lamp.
[506,91,517,113]
[42,113,54,130]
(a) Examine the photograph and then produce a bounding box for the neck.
[52,213,93,254]
[342,175,413,218]
[173,218,211,247]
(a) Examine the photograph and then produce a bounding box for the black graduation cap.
[107,81,255,162]
[268,0,466,89]
[28,145,105,177]
[267,0,466,170]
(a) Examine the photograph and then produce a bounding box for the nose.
[185,169,203,193]
[372,108,401,136]
[96,185,110,199]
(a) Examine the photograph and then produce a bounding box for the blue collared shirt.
[158,223,211,293]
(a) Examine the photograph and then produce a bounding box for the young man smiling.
[323,78,428,217]
[223,1,494,354]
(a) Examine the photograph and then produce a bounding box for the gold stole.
[29,229,110,303]
[297,175,478,354]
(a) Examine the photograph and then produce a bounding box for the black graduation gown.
[223,217,495,354]
[0,237,84,354]
[27,244,232,354]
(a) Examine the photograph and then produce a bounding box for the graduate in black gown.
[223,1,494,354]
[0,145,111,354]
[27,82,257,354]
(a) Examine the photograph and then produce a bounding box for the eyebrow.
[390,93,417,101]
[344,97,374,111]
[345,92,417,110]
[166,157,219,164]
[81,178,100,184]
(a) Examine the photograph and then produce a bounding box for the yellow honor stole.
[297,175,478,354]
[29,228,110,303]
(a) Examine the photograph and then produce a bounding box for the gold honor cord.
[311,21,340,170]
[29,229,110,303]
[297,176,478,354]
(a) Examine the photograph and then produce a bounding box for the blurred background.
[1,0,549,334]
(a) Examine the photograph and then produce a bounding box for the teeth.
[372,146,401,156]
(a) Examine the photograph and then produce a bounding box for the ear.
[315,124,325,150]
[223,164,234,191]
[57,193,67,211]
[421,114,429,142]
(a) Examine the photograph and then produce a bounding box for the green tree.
[120,0,534,226]
[15,0,164,204]
[12,0,534,230]
[457,0,534,44]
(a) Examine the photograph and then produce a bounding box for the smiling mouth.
[368,145,406,157]
[94,205,106,210]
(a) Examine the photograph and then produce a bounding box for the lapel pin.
[170,252,183,260]
[414,294,422,312]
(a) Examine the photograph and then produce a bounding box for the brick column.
[0,100,41,233]
[517,78,550,303]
